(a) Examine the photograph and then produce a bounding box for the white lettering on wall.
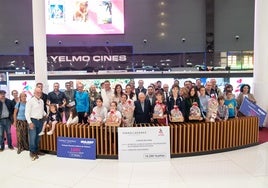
[48,55,127,63]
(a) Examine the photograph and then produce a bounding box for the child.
[105,101,122,126]
[119,93,135,127]
[39,104,62,136]
[88,97,107,125]
[153,91,168,125]
[224,91,237,118]
[199,86,210,118]
[66,107,79,127]
[216,96,229,121]
[206,97,219,122]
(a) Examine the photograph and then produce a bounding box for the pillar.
[32,0,48,92]
[254,0,268,127]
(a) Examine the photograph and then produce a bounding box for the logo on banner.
[158,128,164,136]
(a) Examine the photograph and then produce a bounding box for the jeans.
[28,118,43,152]
[0,118,12,149]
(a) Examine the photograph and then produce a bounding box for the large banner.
[118,127,170,162]
[57,137,96,160]
[239,97,267,126]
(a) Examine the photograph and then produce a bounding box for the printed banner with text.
[118,127,170,162]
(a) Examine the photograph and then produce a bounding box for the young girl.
[119,93,135,127]
[153,91,168,125]
[39,104,62,136]
[185,87,202,121]
[216,96,229,121]
[105,101,122,126]
[168,84,186,121]
[88,97,108,125]
[66,107,79,127]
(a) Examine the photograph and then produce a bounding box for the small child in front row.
[66,107,79,127]
[39,104,62,136]
[224,91,237,119]
[216,96,229,121]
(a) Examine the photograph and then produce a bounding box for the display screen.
[45,0,124,35]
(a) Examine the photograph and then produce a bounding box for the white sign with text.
[118,127,170,162]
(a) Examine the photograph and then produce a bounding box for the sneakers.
[47,130,53,135]
[38,131,45,136]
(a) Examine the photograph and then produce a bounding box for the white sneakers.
[38,131,45,136]
[47,130,53,135]
[38,131,54,136]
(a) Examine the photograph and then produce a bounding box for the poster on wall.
[118,127,170,162]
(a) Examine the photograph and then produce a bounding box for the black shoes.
[8,146,14,150]
[30,152,39,161]
[17,149,22,154]
[36,151,45,156]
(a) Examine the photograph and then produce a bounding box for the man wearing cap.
[0,90,15,151]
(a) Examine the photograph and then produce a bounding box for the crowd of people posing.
[0,78,256,160]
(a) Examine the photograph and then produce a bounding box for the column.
[32,0,48,92]
[254,0,268,127]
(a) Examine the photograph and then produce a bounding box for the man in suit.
[163,83,170,103]
[134,92,152,124]
[135,79,147,99]
[145,85,156,106]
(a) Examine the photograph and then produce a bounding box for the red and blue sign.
[57,137,96,160]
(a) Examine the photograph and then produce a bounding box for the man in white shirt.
[25,87,46,161]
[101,80,113,110]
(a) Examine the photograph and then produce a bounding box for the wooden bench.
[39,116,259,158]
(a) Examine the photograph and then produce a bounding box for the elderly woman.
[236,84,256,109]
[13,92,29,154]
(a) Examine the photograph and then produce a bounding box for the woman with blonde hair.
[13,92,29,154]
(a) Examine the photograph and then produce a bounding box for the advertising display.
[57,137,96,160]
[118,127,170,162]
[45,0,124,34]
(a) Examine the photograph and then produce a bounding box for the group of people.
[0,78,256,161]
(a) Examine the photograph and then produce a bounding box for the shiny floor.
[1,143,268,188]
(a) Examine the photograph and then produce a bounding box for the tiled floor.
[1,143,268,188]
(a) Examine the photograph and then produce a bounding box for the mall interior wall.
[0,0,254,55]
